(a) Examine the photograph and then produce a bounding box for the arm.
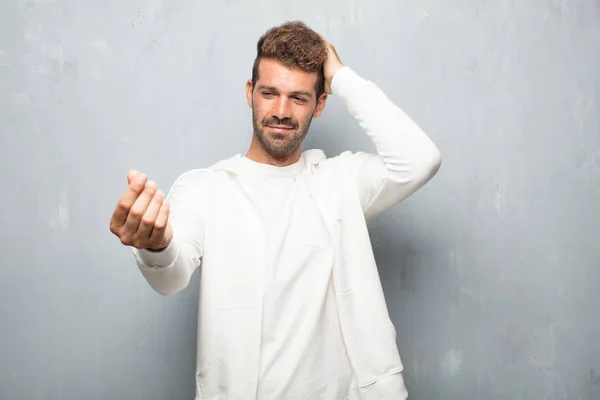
[331,65,441,222]
[132,170,206,296]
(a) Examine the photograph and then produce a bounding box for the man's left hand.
[322,39,344,94]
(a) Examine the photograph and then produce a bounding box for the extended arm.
[131,170,207,295]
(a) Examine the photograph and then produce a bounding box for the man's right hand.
[110,170,173,251]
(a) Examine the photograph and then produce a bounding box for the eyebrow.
[257,85,313,99]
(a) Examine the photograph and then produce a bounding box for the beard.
[252,105,315,157]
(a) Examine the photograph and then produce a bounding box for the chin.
[267,145,293,156]
[266,141,298,156]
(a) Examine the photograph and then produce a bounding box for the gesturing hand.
[110,170,173,251]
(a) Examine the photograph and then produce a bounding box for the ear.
[245,79,253,108]
[312,92,328,119]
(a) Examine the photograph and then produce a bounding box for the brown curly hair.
[252,21,328,97]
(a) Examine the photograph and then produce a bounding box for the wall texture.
[1,1,599,399]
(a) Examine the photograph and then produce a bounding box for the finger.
[136,189,164,241]
[123,180,158,233]
[127,169,140,185]
[328,44,341,62]
[111,172,148,228]
[149,199,170,245]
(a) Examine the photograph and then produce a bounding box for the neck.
[245,134,302,167]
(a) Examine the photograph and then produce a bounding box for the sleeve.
[331,66,442,222]
[131,170,207,296]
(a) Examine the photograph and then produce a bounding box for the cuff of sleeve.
[133,240,178,268]
[331,66,361,97]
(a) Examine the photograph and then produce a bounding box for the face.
[246,59,327,158]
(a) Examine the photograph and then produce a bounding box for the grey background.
[1,0,599,399]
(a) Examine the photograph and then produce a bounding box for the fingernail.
[146,180,157,189]
[156,190,164,197]
[136,173,147,184]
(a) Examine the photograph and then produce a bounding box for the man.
[110,21,441,400]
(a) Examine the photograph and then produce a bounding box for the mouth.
[266,125,294,133]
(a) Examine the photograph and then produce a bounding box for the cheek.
[298,108,315,125]
[252,99,269,120]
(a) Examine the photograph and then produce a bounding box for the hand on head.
[320,37,344,94]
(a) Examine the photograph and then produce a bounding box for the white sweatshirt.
[235,156,357,399]
[133,66,441,400]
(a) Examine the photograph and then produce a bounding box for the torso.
[233,155,356,399]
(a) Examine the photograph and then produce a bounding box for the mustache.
[263,117,297,129]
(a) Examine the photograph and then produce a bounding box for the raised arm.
[324,41,441,222]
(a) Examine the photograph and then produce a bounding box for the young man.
[110,21,441,400]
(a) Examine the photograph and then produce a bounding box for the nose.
[273,97,292,120]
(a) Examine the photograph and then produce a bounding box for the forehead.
[256,58,318,94]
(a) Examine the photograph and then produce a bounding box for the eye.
[292,96,307,103]
[262,91,276,97]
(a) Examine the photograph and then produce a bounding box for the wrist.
[147,238,172,252]
[133,239,178,268]
[331,62,343,78]
[330,66,354,96]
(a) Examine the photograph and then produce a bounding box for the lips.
[266,125,294,133]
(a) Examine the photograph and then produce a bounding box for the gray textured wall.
[1,1,599,399]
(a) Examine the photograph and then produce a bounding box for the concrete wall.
[1,0,599,399]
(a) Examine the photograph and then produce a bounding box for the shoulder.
[312,149,378,173]
[306,150,358,191]
[170,154,240,191]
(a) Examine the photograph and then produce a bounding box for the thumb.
[127,169,140,185]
